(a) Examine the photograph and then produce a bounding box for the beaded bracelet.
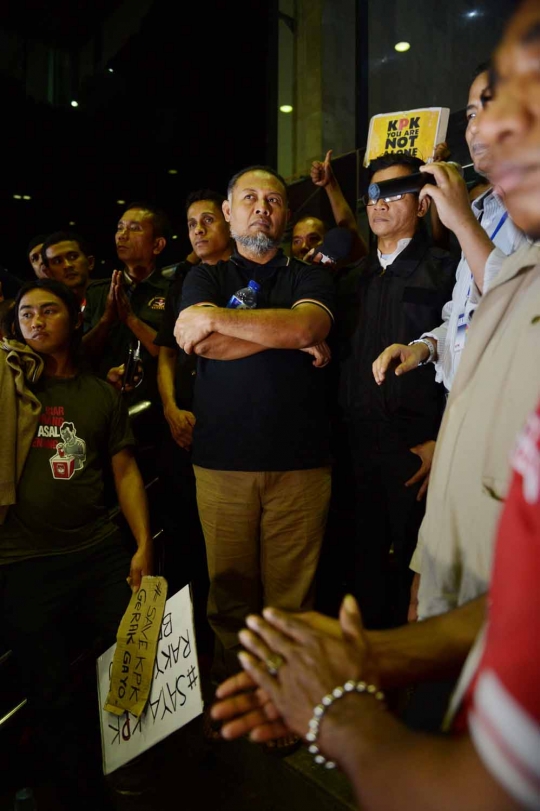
[305,679,386,769]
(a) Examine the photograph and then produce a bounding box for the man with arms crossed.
[175,166,334,684]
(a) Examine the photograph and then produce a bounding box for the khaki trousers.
[193,466,331,677]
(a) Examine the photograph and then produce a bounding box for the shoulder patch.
[148,296,166,311]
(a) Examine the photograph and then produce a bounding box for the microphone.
[366,162,464,203]
[310,227,353,268]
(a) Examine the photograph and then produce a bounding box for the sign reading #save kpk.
[97,584,203,774]
[364,107,450,166]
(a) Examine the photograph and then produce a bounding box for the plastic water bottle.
[14,788,36,810]
[226,280,260,309]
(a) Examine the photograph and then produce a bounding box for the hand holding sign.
[98,583,203,774]
[104,576,168,718]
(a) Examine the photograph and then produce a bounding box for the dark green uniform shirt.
[84,270,170,405]
[0,374,134,564]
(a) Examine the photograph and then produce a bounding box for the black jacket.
[336,229,457,449]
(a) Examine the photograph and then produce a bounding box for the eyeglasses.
[363,193,406,207]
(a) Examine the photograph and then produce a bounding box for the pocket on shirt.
[481,474,507,503]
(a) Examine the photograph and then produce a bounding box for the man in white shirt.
[372,66,527,393]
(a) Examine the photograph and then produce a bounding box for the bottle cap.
[248,280,261,291]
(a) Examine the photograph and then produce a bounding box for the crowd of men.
[0,1,539,807]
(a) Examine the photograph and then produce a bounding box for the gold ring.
[265,652,285,676]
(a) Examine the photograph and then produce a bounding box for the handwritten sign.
[97,583,203,774]
[364,107,450,166]
[104,576,168,717]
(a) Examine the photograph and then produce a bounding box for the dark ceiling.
[1,0,124,47]
[0,1,275,277]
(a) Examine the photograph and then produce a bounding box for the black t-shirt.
[84,270,170,405]
[179,250,335,471]
[0,373,134,564]
[154,261,197,411]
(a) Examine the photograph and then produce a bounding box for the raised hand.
[418,162,473,234]
[310,149,334,188]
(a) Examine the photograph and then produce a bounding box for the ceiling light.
[172,235,178,240]
[168,169,178,175]
[69,221,76,225]
[13,194,22,200]
[116,199,126,205]
[394,42,411,52]
[466,9,479,18]
[23,195,31,200]
[70,100,79,107]
[279,104,293,114]
[108,67,114,73]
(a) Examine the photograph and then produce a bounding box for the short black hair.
[185,189,226,213]
[368,153,423,180]
[14,279,82,354]
[293,214,327,232]
[473,60,491,79]
[122,201,172,241]
[227,165,288,200]
[41,231,93,267]
[27,234,48,257]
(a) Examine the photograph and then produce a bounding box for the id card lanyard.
[454,210,509,354]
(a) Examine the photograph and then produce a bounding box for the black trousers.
[348,424,427,629]
[0,532,131,804]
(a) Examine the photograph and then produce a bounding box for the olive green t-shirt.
[0,373,134,564]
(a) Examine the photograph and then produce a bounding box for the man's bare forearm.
[321,699,516,811]
[207,303,331,349]
[158,346,179,410]
[112,449,152,550]
[368,595,486,689]
[193,333,268,360]
[125,314,159,357]
[453,218,495,293]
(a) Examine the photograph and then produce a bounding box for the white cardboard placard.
[97,583,203,774]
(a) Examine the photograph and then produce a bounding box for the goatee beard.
[231,229,281,256]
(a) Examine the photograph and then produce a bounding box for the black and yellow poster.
[364,107,450,167]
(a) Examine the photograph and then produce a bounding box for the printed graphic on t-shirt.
[49,421,87,480]
[30,406,87,480]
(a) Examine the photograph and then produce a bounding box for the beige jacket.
[0,340,44,524]
[413,243,540,618]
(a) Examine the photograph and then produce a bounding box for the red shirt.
[463,405,540,808]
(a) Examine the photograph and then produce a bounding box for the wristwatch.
[408,338,436,366]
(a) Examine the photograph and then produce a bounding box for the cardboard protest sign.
[364,107,450,166]
[97,583,203,774]
[104,576,168,717]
